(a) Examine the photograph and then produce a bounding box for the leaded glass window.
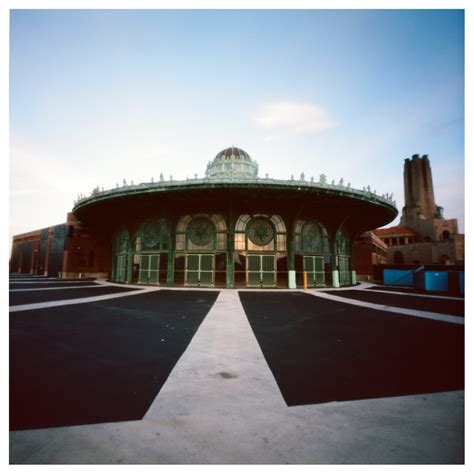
[135,219,170,252]
[176,213,227,251]
[234,214,286,252]
[293,219,329,254]
[336,227,350,256]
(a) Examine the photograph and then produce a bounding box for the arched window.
[336,227,350,256]
[115,228,130,254]
[234,214,286,252]
[114,228,130,282]
[336,226,351,286]
[175,214,227,251]
[394,250,404,264]
[134,218,170,253]
[442,230,450,240]
[293,219,330,254]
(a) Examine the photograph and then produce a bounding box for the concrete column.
[287,227,296,288]
[330,238,340,288]
[350,237,357,285]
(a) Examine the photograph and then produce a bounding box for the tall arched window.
[135,218,170,253]
[174,214,227,287]
[234,214,286,252]
[175,214,227,251]
[133,219,170,285]
[394,250,404,264]
[293,219,330,287]
[293,219,330,254]
[114,228,130,282]
[336,226,351,286]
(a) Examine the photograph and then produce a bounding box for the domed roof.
[206,146,258,179]
[214,146,252,162]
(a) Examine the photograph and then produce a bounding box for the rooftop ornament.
[73,147,396,208]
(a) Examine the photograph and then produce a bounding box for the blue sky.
[9,9,465,241]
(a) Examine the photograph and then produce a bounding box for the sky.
[9,8,465,245]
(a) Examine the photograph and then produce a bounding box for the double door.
[247,254,275,287]
[186,254,214,286]
[338,256,351,286]
[138,254,160,285]
[116,254,128,283]
[303,255,325,287]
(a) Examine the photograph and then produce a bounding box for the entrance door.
[116,254,127,283]
[138,254,159,285]
[338,256,351,286]
[303,255,325,287]
[247,254,275,287]
[185,254,214,286]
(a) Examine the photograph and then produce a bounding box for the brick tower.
[400,154,458,241]
[401,154,437,227]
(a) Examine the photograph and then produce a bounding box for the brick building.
[372,154,464,265]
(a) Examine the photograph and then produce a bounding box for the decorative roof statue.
[338,178,344,186]
[319,174,327,184]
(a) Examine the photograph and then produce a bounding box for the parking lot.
[9,275,464,464]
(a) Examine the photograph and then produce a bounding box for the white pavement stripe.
[9,278,58,281]
[310,290,464,325]
[144,289,287,423]
[9,281,95,285]
[10,285,102,292]
[9,288,160,312]
[362,286,464,301]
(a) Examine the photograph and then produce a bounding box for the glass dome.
[205,147,259,179]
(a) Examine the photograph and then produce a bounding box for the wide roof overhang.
[72,179,398,236]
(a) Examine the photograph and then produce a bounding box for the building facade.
[353,231,389,281]
[374,154,464,265]
[11,147,398,288]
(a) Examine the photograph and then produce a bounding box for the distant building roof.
[374,226,417,236]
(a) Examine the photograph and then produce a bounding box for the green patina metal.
[114,228,130,283]
[336,227,352,286]
[75,147,397,289]
[73,180,397,217]
[247,254,276,287]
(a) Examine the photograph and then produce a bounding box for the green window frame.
[234,214,286,252]
[175,214,227,252]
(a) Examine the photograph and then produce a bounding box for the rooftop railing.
[74,174,396,208]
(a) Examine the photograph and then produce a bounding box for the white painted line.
[362,286,464,301]
[310,290,464,325]
[9,281,98,285]
[9,287,160,313]
[10,285,102,292]
[9,277,58,281]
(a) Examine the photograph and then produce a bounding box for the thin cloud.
[253,101,337,135]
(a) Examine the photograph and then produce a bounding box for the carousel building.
[10,147,398,288]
